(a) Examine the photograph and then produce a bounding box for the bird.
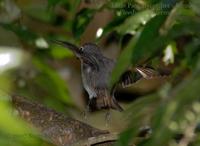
[53,40,162,112]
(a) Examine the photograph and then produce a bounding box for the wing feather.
[119,67,164,88]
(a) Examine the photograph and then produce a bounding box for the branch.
[11,95,116,146]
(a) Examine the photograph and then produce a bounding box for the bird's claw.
[105,110,111,126]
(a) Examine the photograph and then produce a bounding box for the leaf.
[97,0,140,40]
[184,38,200,68]
[97,15,127,40]
[163,41,177,65]
[190,0,200,15]
[117,52,200,146]
[0,76,41,146]
[110,31,140,88]
[72,8,96,39]
[0,100,32,134]
[114,0,179,145]
[0,47,26,74]
[146,0,163,5]
[0,23,37,42]
[116,94,160,146]
[116,9,155,35]
[116,128,137,146]
[33,58,73,105]
[0,0,21,23]
[169,17,200,38]
[24,6,54,23]
[111,0,180,88]
[110,14,168,88]
[144,58,200,146]
[47,0,62,8]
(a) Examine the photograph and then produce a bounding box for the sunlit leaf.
[116,9,155,35]
[99,15,127,39]
[0,92,41,146]
[0,47,27,74]
[0,100,32,134]
[35,37,49,49]
[163,41,177,65]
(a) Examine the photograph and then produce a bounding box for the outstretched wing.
[120,67,163,88]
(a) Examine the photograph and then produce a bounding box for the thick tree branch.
[11,95,117,146]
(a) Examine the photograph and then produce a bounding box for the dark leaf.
[0,23,37,42]
[72,8,96,39]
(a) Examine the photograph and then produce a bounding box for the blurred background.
[0,0,200,146]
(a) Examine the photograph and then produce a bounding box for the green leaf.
[0,23,37,42]
[116,10,155,35]
[24,6,54,22]
[110,31,140,88]
[145,58,200,146]
[191,0,200,15]
[116,128,137,146]
[169,17,200,38]
[131,15,166,63]
[147,0,163,5]
[97,15,127,40]
[111,0,180,88]
[0,76,41,146]
[111,15,168,87]
[116,94,160,146]
[47,0,62,8]
[0,100,33,135]
[184,38,200,68]
[72,8,96,39]
[33,58,73,105]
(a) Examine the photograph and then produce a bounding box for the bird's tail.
[95,96,123,112]
[110,97,124,112]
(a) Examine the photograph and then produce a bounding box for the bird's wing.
[119,67,163,88]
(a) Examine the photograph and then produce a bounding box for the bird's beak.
[52,40,81,57]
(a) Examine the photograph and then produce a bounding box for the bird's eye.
[79,47,84,53]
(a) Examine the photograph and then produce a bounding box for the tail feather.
[95,96,123,112]
[110,97,124,112]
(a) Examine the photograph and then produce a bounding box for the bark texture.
[11,95,117,146]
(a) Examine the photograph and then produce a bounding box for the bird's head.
[53,40,103,65]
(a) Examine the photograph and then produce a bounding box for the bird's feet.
[105,110,111,126]
[81,103,91,120]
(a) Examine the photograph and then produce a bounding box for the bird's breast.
[81,65,97,99]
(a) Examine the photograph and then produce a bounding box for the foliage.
[0,0,200,146]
